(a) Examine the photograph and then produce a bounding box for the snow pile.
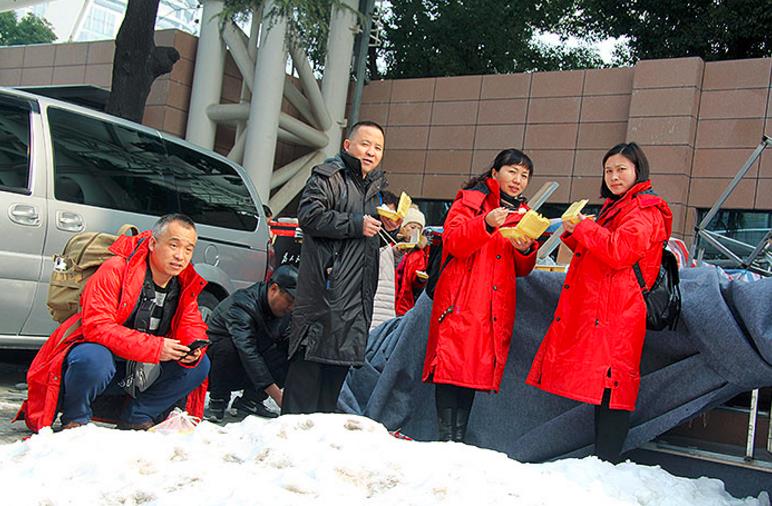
[0,414,766,505]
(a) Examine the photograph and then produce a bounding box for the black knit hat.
[270,264,298,298]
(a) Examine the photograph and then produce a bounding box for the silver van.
[0,87,271,348]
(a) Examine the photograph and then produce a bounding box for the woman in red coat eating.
[527,142,672,462]
[423,148,538,442]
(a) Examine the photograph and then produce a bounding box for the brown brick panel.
[425,150,473,175]
[361,80,392,104]
[577,122,627,149]
[471,150,502,173]
[628,117,696,146]
[573,149,606,177]
[580,95,631,123]
[650,174,689,205]
[567,175,603,204]
[761,151,772,178]
[87,41,115,65]
[20,67,53,86]
[220,74,243,104]
[146,78,171,106]
[434,75,482,101]
[381,150,427,174]
[383,126,430,150]
[167,80,193,111]
[699,89,770,119]
[477,98,528,125]
[688,178,757,208]
[431,101,478,126]
[54,43,88,66]
[388,102,432,126]
[142,106,166,131]
[476,124,526,150]
[756,178,772,208]
[695,119,765,149]
[429,125,475,150]
[386,173,423,196]
[633,57,704,89]
[692,148,761,178]
[583,67,634,96]
[84,64,113,89]
[171,57,195,86]
[703,58,772,91]
[527,97,581,124]
[480,73,531,99]
[163,107,187,137]
[524,123,578,150]
[51,65,85,85]
[528,175,571,203]
[0,46,24,68]
[641,145,694,176]
[668,203,687,238]
[23,44,55,67]
[629,88,700,118]
[422,173,468,199]
[527,149,574,177]
[530,69,584,98]
[173,31,198,61]
[391,77,435,102]
[0,68,21,86]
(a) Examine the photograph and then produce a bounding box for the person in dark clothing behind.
[205,264,298,422]
[282,120,387,415]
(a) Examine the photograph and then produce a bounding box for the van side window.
[47,107,177,215]
[166,141,258,231]
[0,102,31,193]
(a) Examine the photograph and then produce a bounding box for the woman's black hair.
[600,142,650,198]
[463,148,534,190]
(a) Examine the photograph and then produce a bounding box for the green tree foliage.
[381,0,603,78]
[563,0,772,64]
[0,12,56,46]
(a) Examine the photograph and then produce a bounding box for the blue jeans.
[60,343,210,426]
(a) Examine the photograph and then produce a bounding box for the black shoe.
[232,396,278,419]
[205,398,227,423]
[437,407,454,442]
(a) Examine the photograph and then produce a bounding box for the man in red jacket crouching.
[17,214,210,432]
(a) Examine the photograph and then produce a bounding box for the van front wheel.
[197,291,220,322]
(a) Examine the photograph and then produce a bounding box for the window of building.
[695,208,772,263]
[165,141,258,232]
[0,100,32,194]
[48,107,177,215]
[82,5,117,38]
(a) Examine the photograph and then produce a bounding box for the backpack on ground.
[47,224,139,323]
[633,243,682,331]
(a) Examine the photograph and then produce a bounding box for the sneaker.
[116,419,155,431]
[231,395,278,419]
[205,398,227,423]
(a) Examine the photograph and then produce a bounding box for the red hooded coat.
[18,230,208,432]
[395,246,429,316]
[423,178,537,392]
[526,181,672,411]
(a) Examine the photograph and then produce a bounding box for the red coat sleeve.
[513,247,537,276]
[443,199,493,260]
[79,257,164,364]
[560,231,579,251]
[571,207,665,269]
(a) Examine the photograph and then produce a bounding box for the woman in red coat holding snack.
[423,148,538,442]
[527,142,672,462]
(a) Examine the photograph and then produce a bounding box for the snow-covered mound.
[0,414,766,505]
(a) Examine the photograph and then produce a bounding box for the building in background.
[15,0,201,42]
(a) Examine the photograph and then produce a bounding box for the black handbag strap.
[632,262,647,293]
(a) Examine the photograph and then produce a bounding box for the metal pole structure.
[186,0,226,149]
[242,0,289,203]
[349,0,375,126]
[320,0,359,156]
[232,11,262,163]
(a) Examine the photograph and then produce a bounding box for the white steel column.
[185,0,226,149]
[242,1,288,203]
[320,0,359,155]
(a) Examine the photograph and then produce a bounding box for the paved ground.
[0,352,34,444]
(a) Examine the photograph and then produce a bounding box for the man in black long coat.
[282,121,387,414]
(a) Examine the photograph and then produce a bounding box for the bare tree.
[105,0,180,123]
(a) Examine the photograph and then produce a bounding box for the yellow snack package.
[499,209,550,241]
[562,199,589,224]
[376,192,412,220]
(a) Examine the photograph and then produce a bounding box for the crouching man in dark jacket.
[205,264,298,422]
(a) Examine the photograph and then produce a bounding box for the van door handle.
[9,204,40,226]
[56,210,85,232]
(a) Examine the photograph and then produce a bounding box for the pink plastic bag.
[148,408,200,434]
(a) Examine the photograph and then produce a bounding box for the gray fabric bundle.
[339,268,772,461]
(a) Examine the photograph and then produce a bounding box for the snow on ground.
[0,414,767,506]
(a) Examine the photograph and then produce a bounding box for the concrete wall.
[358,57,772,241]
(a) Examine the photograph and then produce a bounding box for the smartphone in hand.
[182,339,209,358]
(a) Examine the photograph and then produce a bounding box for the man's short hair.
[381,190,398,208]
[348,120,385,140]
[152,214,196,239]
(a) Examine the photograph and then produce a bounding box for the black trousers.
[434,383,476,412]
[594,388,632,463]
[281,352,349,415]
[207,337,288,402]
